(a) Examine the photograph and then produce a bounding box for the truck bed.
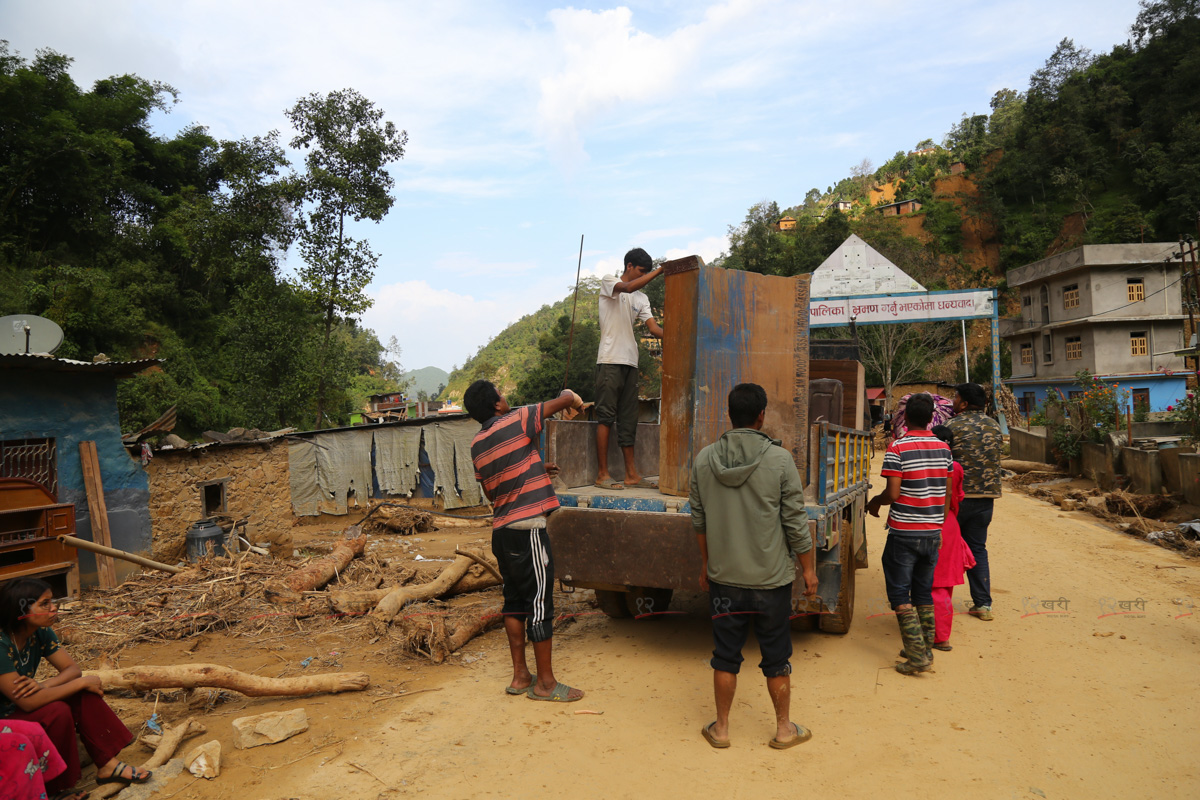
[555,479,690,514]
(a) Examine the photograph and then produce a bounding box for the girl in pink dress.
[0,718,67,800]
[930,426,976,650]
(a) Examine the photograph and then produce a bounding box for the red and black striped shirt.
[470,404,559,529]
[880,430,952,536]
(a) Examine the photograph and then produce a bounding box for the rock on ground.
[232,708,309,749]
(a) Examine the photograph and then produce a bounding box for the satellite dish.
[0,314,65,355]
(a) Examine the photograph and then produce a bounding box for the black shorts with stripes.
[491,525,555,643]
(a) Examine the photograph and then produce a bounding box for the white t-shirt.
[597,274,653,367]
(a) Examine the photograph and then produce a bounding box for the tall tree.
[287,89,407,428]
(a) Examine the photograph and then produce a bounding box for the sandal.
[96,761,151,786]
[51,790,88,800]
[624,478,658,489]
[593,479,625,491]
[769,722,813,750]
[505,674,535,695]
[525,682,583,702]
[701,721,730,749]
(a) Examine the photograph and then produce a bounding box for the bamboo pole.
[57,534,182,575]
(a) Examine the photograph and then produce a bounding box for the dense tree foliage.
[0,43,405,435]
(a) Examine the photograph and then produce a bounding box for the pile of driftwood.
[61,524,508,665]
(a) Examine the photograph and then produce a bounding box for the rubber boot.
[895,608,931,676]
[916,604,936,665]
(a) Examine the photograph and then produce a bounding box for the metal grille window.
[1130,332,1148,356]
[1127,279,1145,302]
[1065,337,1082,360]
[1063,285,1079,309]
[0,438,57,499]
[1020,344,1033,365]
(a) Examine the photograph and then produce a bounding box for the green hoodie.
[689,428,811,590]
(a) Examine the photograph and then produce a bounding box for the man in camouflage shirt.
[944,383,1002,620]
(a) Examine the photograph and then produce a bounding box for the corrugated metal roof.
[0,352,161,376]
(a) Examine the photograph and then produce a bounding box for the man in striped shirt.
[867,393,952,676]
[466,379,585,702]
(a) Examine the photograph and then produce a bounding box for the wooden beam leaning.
[78,440,118,589]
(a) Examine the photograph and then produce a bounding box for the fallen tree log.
[86,664,369,696]
[329,565,500,614]
[92,717,206,800]
[371,556,472,628]
[1002,459,1064,474]
[265,532,367,603]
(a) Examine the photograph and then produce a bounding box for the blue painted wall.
[1006,375,1188,413]
[0,370,152,584]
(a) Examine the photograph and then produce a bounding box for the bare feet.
[507,671,535,694]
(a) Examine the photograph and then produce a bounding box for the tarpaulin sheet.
[288,438,322,516]
[312,429,375,515]
[427,419,484,509]
[373,425,422,496]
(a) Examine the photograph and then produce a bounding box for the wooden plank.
[78,441,118,589]
[810,359,867,430]
[659,264,701,496]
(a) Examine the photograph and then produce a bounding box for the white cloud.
[362,281,506,371]
[664,235,730,264]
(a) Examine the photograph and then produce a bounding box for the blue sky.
[5,0,1144,372]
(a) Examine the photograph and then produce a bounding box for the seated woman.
[0,578,151,799]
[0,718,68,799]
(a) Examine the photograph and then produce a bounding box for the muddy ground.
[60,463,1200,800]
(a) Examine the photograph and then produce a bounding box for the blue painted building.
[0,354,159,585]
[1002,243,1188,414]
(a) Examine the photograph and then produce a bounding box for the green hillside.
[405,366,449,398]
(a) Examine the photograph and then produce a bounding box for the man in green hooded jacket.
[690,383,818,751]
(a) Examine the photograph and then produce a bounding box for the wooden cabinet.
[0,479,80,599]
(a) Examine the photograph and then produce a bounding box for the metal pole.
[991,291,1008,434]
[961,320,970,383]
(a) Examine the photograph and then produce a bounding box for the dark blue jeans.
[881,534,940,609]
[957,497,994,608]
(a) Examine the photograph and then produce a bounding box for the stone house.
[142,436,292,564]
[1002,243,1186,413]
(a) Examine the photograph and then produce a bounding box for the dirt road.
[111,473,1200,800]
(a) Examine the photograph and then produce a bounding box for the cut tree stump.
[86,664,369,696]
[265,531,367,603]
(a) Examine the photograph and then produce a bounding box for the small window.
[1065,337,1082,360]
[1068,390,1083,400]
[1019,392,1036,414]
[1130,332,1148,356]
[1020,344,1033,365]
[1132,388,1150,412]
[1128,279,1145,302]
[1022,294,1032,307]
[1063,284,1079,309]
[0,438,57,499]
[1042,334,1053,363]
[201,480,229,517]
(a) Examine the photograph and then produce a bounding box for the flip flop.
[593,479,625,490]
[526,682,583,702]
[505,674,535,695]
[51,790,88,800]
[96,761,151,786]
[624,478,658,489]
[701,721,730,749]
[769,722,812,750]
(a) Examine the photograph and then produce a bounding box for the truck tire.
[818,546,856,634]
[625,587,673,619]
[595,590,633,619]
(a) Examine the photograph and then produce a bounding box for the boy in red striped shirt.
[867,393,952,676]
[466,380,585,702]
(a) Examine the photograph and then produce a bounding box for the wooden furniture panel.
[0,478,81,599]
[659,259,810,496]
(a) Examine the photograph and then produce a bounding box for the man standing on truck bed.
[595,247,664,490]
[691,383,818,750]
[944,382,1003,621]
[465,380,585,703]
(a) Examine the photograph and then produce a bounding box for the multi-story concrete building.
[1002,243,1186,413]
